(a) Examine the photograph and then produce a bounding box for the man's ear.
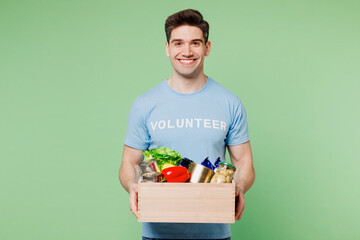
[205,41,211,56]
[165,42,170,57]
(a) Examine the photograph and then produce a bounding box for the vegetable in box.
[142,147,182,171]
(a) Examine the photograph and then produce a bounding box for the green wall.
[1,0,359,239]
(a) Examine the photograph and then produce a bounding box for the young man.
[119,9,255,240]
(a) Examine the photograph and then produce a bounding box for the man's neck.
[167,73,208,94]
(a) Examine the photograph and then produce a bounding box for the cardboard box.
[138,182,235,223]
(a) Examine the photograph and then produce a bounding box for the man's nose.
[182,44,193,57]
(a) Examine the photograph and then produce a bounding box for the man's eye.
[193,42,200,46]
[174,42,181,46]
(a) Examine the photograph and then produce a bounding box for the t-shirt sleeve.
[124,98,150,150]
[226,99,249,146]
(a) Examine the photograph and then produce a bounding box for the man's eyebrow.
[171,39,183,43]
[170,39,204,43]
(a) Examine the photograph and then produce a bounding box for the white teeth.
[179,59,194,63]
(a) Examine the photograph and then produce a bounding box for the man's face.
[165,25,211,79]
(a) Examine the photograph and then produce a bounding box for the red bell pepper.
[161,166,189,182]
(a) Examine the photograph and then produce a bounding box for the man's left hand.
[235,189,245,220]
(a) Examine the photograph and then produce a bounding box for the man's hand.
[235,188,245,220]
[129,183,139,218]
[119,145,144,219]
[228,142,255,221]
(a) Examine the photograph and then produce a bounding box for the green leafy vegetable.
[142,150,153,161]
[142,147,182,171]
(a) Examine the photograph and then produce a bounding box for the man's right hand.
[129,183,139,218]
[119,145,144,218]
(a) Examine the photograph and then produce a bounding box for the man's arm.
[119,145,144,218]
[228,141,255,220]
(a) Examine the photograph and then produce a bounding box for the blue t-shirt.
[125,77,249,239]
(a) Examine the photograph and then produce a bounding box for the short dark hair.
[165,9,209,43]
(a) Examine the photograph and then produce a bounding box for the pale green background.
[1,0,359,239]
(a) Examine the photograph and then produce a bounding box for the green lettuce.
[142,147,182,171]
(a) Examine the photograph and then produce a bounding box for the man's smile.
[178,59,197,65]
